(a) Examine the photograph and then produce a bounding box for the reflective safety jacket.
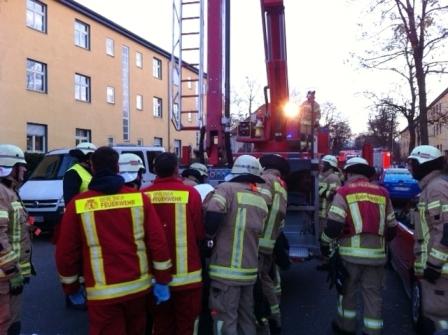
[259,169,287,254]
[56,187,172,305]
[319,170,341,219]
[322,175,396,265]
[414,170,448,277]
[206,181,270,285]
[142,177,204,291]
[0,180,31,291]
[67,163,92,193]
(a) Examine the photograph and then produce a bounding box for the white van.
[19,145,164,228]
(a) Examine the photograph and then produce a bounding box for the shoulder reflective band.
[430,248,448,262]
[211,193,227,208]
[0,210,8,219]
[427,200,441,210]
[75,193,143,213]
[237,192,268,213]
[329,205,347,219]
[345,193,385,205]
[274,181,287,201]
[145,190,189,204]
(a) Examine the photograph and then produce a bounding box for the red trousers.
[88,296,147,335]
[153,287,202,335]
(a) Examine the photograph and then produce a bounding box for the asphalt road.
[21,235,415,335]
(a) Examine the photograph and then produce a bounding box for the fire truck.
[169,0,327,259]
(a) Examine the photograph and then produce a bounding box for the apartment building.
[399,87,448,160]
[0,0,201,156]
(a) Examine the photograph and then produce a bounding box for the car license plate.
[32,216,44,223]
[394,187,409,191]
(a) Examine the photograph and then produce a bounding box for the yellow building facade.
[0,0,201,156]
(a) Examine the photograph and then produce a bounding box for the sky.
[76,0,447,134]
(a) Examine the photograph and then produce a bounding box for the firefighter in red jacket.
[56,147,172,335]
[142,152,205,335]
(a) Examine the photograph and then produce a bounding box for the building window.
[107,137,114,146]
[26,0,47,33]
[26,123,47,152]
[75,73,91,102]
[174,139,182,158]
[136,52,143,68]
[136,95,143,111]
[106,86,115,104]
[153,57,162,79]
[74,20,90,49]
[187,76,192,89]
[26,59,47,93]
[137,138,144,146]
[106,38,114,56]
[75,128,91,145]
[153,97,162,118]
[154,137,163,147]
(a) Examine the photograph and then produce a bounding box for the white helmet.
[190,162,208,177]
[408,145,442,164]
[321,155,338,168]
[118,153,145,183]
[231,155,262,176]
[343,157,369,170]
[0,144,27,177]
[70,142,97,157]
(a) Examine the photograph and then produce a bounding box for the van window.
[147,151,162,173]
[29,154,76,180]
[122,150,144,166]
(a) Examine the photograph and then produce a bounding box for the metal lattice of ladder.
[170,0,205,131]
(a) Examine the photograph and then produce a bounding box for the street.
[22,235,415,335]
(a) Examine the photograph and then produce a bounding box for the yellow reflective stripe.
[261,190,281,248]
[153,260,172,271]
[211,194,226,208]
[442,205,448,212]
[0,251,18,266]
[437,320,448,329]
[11,202,22,210]
[443,263,448,275]
[387,211,396,221]
[81,212,106,285]
[329,205,347,219]
[321,232,333,244]
[427,200,441,210]
[209,265,257,281]
[237,192,268,213]
[339,246,386,259]
[346,193,385,205]
[10,202,21,263]
[86,274,151,300]
[270,304,280,314]
[274,181,287,200]
[417,204,430,270]
[350,235,360,248]
[319,182,328,196]
[69,164,92,192]
[259,238,276,249]
[378,204,385,235]
[19,261,31,276]
[364,317,383,330]
[146,190,189,204]
[257,187,272,200]
[0,210,8,219]
[231,208,246,268]
[430,248,448,262]
[131,206,148,275]
[59,273,79,284]
[76,193,143,213]
[171,269,202,286]
[338,295,356,319]
[175,203,188,274]
[348,203,363,234]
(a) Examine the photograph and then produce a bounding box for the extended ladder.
[170,0,205,131]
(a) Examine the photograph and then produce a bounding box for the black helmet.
[259,154,290,178]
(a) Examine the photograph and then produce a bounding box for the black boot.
[331,320,356,335]
[7,321,21,335]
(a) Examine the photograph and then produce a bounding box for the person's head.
[0,144,27,184]
[407,145,443,181]
[182,162,208,184]
[343,157,375,179]
[154,152,178,178]
[69,142,97,164]
[320,155,338,173]
[90,146,119,175]
[231,155,262,177]
[307,90,316,100]
[259,154,290,178]
[118,153,145,189]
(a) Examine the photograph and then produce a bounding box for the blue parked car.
[380,168,420,200]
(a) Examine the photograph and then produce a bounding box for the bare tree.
[358,0,448,145]
[367,102,400,151]
[230,76,262,125]
[320,103,352,153]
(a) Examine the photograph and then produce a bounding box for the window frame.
[75,128,92,145]
[136,52,143,68]
[26,122,47,153]
[136,94,143,111]
[174,139,182,158]
[106,38,114,56]
[106,86,115,104]
[26,0,47,33]
[26,58,47,93]
[74,73,91,102]
[153,97,163,118]
[153,57,162,79]
[153,137,163,147]
[74,19,90,50]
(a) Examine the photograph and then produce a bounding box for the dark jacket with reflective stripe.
[142,177,204,290]
[56,182,172,305]
[414,170,448,277]
[206,181,270,286]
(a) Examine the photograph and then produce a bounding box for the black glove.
[9,273,24,296]
[200,239,214,259]
[320,244,330,258]
[423,266,441,284]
